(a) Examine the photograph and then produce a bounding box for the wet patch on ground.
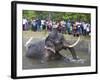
[22,31,91,69]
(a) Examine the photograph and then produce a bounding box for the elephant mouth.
[44,46,56,53]
[67,36,80,48]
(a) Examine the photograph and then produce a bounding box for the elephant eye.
[61,38,64,41]
[58,38,62,42]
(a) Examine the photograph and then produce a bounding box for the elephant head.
[45,28,80,60]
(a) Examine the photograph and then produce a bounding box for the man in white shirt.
[83,22,87,36]
[23,18,28,30]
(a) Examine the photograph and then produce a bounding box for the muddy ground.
[22,31,91,69]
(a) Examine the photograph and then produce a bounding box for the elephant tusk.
[25,37,33,47]
[68,36,80,48]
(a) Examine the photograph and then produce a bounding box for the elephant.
[25,28,80,63]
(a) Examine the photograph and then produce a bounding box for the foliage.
[23,10,91,23]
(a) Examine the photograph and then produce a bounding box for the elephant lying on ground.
[26,28,80,63]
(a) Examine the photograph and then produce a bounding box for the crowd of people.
[23,17,91,36]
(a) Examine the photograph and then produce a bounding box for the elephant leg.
[53,51,71,62]
[54,51,69,60]
[54,52,63,60]
[68,47,78,60]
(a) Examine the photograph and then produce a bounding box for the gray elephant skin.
[26,29,78,63]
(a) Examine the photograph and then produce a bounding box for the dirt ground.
[22,31,91,69]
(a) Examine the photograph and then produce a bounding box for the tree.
[23,10,91,23]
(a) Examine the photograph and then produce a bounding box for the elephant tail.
[68,36,80,48]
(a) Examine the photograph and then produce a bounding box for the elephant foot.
[67,56,85,64]
[73,56,80,60]
[71,58,85,64]
[63,57,71,63]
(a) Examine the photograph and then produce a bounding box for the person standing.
[41,20,45,31]
[86,23,91,35]
[36,18,41,31]
[67,20,71,34]
[23,17,28,30]
[80,22,84,35]
[72,21,77,36]
[31,19,36,31]
[83,22,87,36]
[60,20,66,34]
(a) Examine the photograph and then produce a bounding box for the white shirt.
[53,24,58,28]
[41,20,45,25]
[86,27,90,32]
[23,19,27,25]
[83,23,87,30]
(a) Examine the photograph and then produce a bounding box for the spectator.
[23,17,28,30]
[80,22,84,35]
[45,20,49,31]
[36,18,41,31]
[47,20,52,31]
[31,19,36,31]
[41,20,45,30]
[26,19,31,30]
[53,21,58,29]
[66,20,71,34]
[76,21,81,36]
[83,22,87,36]
[72,22,77,36]
[86,23,91,35]
[60,20,66,34]
[56,21,61,33]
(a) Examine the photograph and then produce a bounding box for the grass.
[23,31,90,41]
